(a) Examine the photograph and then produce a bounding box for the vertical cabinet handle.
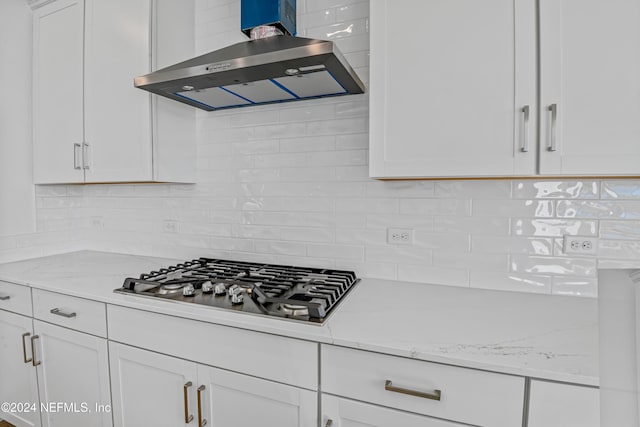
[183,381,194,424]
[547,103,558,152]
[21,332,33,364]
[197,385,207,427]
[520,105,530,152]
[82,143,90,170]
[73,143,82,169]
[30,335,41,367]
[385,380,441,401]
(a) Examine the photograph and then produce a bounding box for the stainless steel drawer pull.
[520,105,530,152]
[21,332,32,364]
[82,143,90,169]
[74,143,82,170]
[50,308,77,318]
[385,380,442,401]
[547,103,558,152]
[31,335,41,367]
[197,385,207,427]
[0,294,10,301]
[184,381,194,424]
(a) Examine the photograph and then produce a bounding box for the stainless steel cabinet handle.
[50,308,77,318]
[31,335,41,367]
[184,381,194,424]
[385,380,441,401]
[325,420,333,427]
[21,332,32,364]
[82,143,90,170]
[197,385,207,427]
[0,293,10,301]
[520,105,530,152]
[73,143,82,169]
[547,103,558,152]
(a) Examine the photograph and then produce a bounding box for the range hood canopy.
[134,35,365,111]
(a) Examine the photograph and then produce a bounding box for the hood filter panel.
[175,70,348,110]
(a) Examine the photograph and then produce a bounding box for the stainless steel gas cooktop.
[114,258,359,324]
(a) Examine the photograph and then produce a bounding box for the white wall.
[6,0,640,298]
[0,0,36,236]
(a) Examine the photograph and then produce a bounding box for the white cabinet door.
[528,380,599,427]
[0,311,40,427]
[322,395,465,427]
[32,0,85,184]
[83,0,152,183]
[33,320,111,427]
[539,0,640,175]
[369,0,536,178]
[109,342,197,427]
[197,364,317,427]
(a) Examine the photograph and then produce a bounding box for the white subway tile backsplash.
[307,243,364,260]
[474,199,554,217]
[601,180,640,199]
[434,216,509,235]
[9,0,636,300]
[335,2,369,22]
[400,199,470,216]
[254,240,306,256]
[472,236,554,256]
[435,180,511,199]
[433,252,508,271]
[510,255,597,277]
[511,218,598,237]
[470,272,552,294]
[551,277,598,298]
[398,264,469,287]
[512,180,599,199]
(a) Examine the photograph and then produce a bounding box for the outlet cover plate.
[387,228,414,245]
[563,235,598,255]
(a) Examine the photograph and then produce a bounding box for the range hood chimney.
[134,0,365,111]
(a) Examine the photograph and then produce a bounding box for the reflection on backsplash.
[3,0,640,300]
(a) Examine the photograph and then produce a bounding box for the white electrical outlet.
[163,220,179,233]
[387,228,414,245]
[563,235,598,255]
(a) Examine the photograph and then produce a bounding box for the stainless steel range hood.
[134,34,365,112]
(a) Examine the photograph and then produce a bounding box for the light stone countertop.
[0,250,598,386]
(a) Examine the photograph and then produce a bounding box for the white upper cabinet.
[32,0,195,184]
[369,0,537,178]
[370,0,640,179]
[83,0,152,182]
[32,0,85,184]
[538,0,640,175]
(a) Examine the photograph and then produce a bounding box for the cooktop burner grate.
[115,258,359,324]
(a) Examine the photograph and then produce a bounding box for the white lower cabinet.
[109,342,317,427]
[322,395,464,427]
[528,380,600,427]
[321,344,525,427]
[109,342,197,426]
[33,320,112,427]
[0,310,40,427]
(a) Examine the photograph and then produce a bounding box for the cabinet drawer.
[32,289,107,337]
[321,345,524,427]
[108,305,317,390]
[0,280,32,316]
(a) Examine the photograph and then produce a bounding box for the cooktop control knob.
[214,282,227,295]
[182,284,195,297]
[231,293,244,305]
[201,281,214,293]
[228,284,241,296]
